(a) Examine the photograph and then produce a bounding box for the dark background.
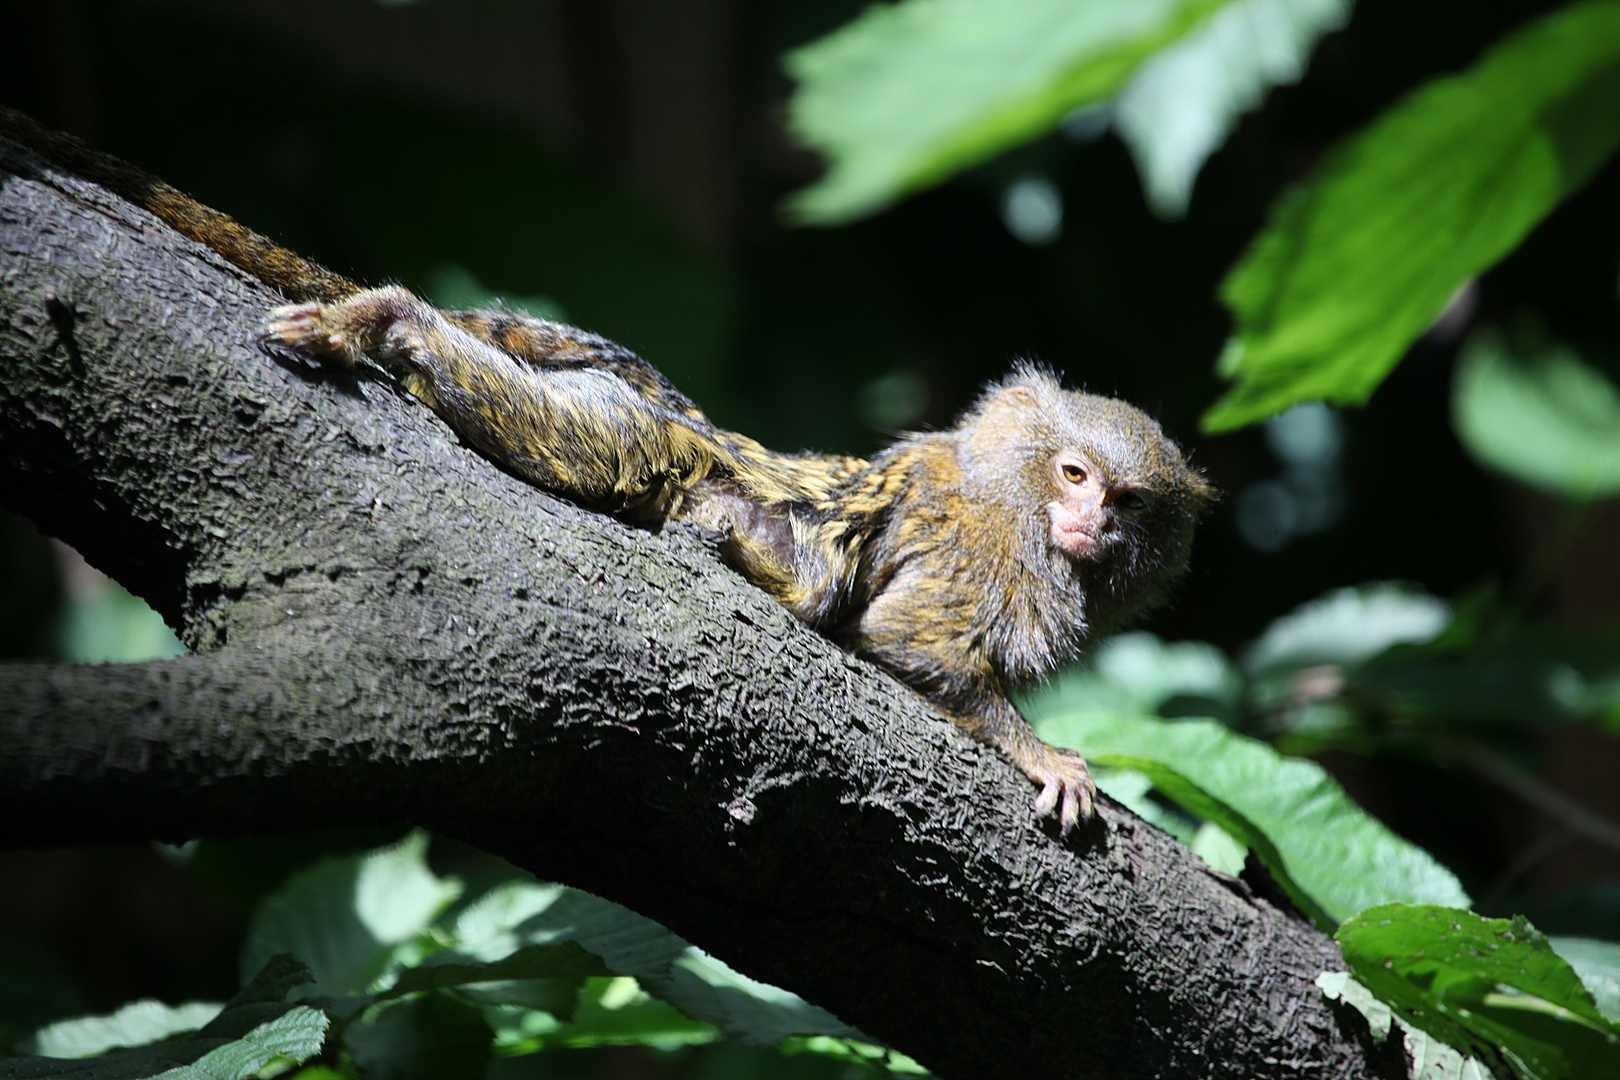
[3,0,1618,1033]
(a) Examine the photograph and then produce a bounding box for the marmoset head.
[957,366,1216,630]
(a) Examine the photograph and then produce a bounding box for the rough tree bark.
[0,132,1393,1080]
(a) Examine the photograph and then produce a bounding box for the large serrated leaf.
[1452,330,1620,501]
[1339,905,1620,1079]
[1025,707,1469,924]
[1115,0,1350,217]
[240,831,460,996]
[783,0,1223,224]
[1205,0,1620,432]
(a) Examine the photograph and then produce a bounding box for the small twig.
[1477,829,1578,914]
[1454,741,1620,856]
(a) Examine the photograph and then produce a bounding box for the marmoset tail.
[0,105,1216,835]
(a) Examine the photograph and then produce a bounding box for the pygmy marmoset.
[2,106,1216,835]
[258,287,1216,833]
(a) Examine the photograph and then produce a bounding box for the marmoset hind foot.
[262,287,1215,835]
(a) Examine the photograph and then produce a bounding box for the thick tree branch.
[0,133,1388,1080]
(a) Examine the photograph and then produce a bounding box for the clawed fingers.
[259,303,357,366]
[1033,777,1060,819]
[1058,778,1094,837]
[1021,748,1096,836]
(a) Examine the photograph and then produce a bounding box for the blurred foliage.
[4,0,1620,1075]
[784,0,1225,223]
[16,955,327,1079]
[1452,329,1620,501]
[1208,0,1620,430]
[1113,0,1352,217]
[3,835,921,1079]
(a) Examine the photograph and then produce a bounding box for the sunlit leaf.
[58,583,182,665]
[1116,0,1350,217]
[1092,767,1200,844]
[1028,632,1243,721]
[1452,330,1620,500]
[12,959,326,1080]
[779,1036,931,1075]
[29,1004,223,1060]
[1188,819,1249,875]
[662,950,861,1046]
[240,831,461,996]
[784,0,1223,224]
[1025,708,1470,924]
[1243,583,1451,675]
[1205,0,1620,431]
[443,882,857,1045]
[1339,906,1620,1078]
[1552,937,1620,1023]
[1319,973,1497,1080]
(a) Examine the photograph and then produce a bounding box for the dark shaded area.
[2,0,1618,1062]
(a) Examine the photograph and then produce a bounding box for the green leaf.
[378,943,608,1001]
[1025,708,1470,924]
[240,832,461,996]
[1452,330,1620,501]
[57,582,182,665]
[344,994,491,1080]
[1317,971,1396,1042]
[233,953,320,1006]
[9,960,327,1080]
[1551,938,1620,1023]
[778,1036,931,1075]
[660,951,861,1046]
[1205,0,1620,432]
[783,0,1224,224]
[1024,633,1243,723]
[484,977,716,1053]
[1091,767,1200,844]
[1318,975,1498,1080]
[156,1006,327,1080]
[1243,584,1451,675]
[1115,0,1350,217]
[1339,906,1620,1079]
[1401,1029,1497,1080]
[1188,820,1248,876]
[446,882,857,1044]
[1346,620,1620,728]
[1084,747,1336,927]
[29,1004,223,1060]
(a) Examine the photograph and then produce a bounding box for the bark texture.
[0,133,1392,1080]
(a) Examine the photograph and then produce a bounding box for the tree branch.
[0,132,1387,1080]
